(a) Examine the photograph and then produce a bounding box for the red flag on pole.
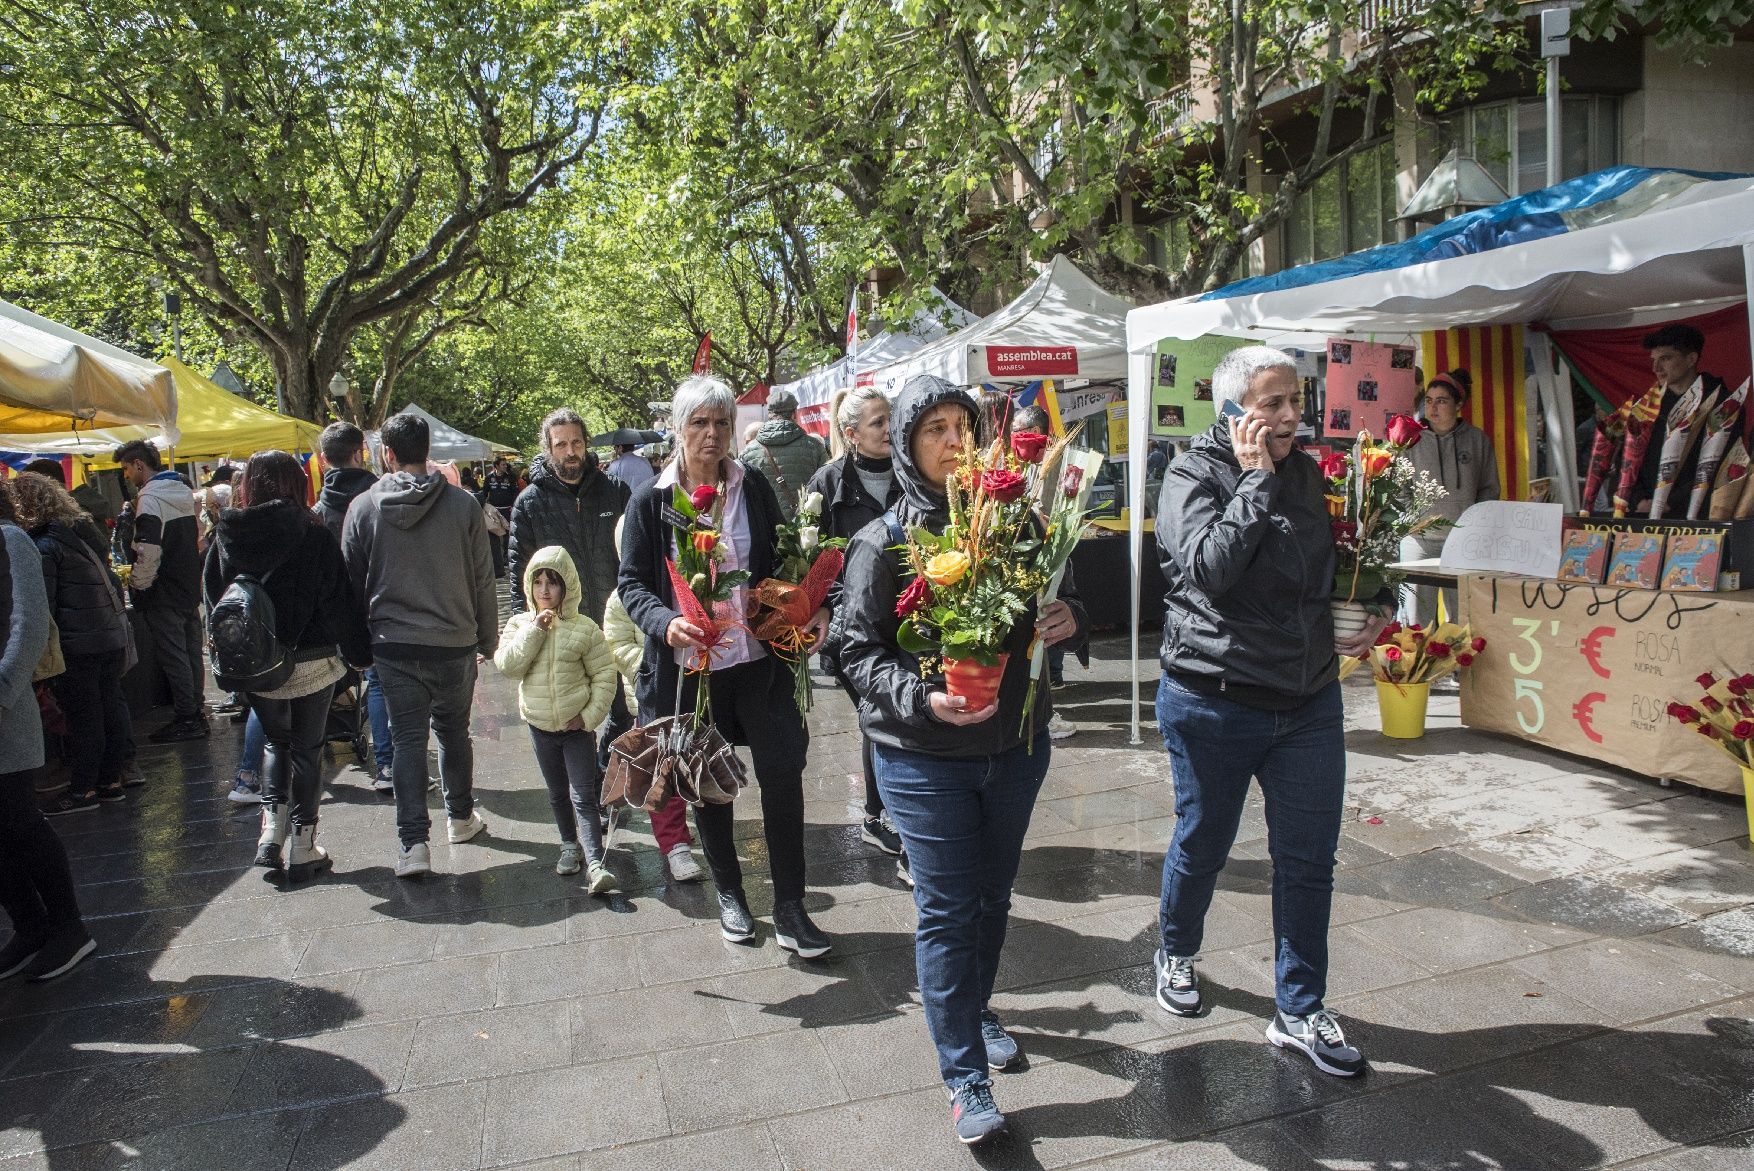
[692,333,712,374]
[845,293,859,368]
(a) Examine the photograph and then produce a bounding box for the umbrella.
[592,427,663,447]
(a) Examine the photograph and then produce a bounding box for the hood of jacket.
[889,375,979,523]
[527,451,601,494]
[756,418,814,448]
[1185,420,1242,470]
[214,499,314,575]
[318,466,377,514]
[373,470,451,530]
[523,544,583,620]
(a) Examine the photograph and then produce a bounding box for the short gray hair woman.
[1150,344,1384,1078]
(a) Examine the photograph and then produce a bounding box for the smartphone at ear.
[1220,398,1246,420]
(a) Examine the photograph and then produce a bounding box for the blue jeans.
[375,655,478,847]
[874,732,1049,1090]
[239,709,266,778]
[1156,675,1345,1016]
[364,668,393,772]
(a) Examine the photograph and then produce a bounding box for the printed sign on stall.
[979,345,1079,379]
[1151,335,1251,438]
[1324,338,1419,438]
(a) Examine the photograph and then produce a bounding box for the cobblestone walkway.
[3,631,1752,1169]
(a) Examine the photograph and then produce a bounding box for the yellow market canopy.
[0,298,178,439]
[2,358,321,464]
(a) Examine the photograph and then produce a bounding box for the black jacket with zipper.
[312,466,379,545]
[807,451,902,675]
[203,498,372,669]
[32,520,128,659]
[507,453,631,621]
[830,376,1087,759]
[1155,422,1336,702]
[617,463,788,721]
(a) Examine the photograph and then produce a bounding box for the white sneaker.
[665,843,703,883]
[1047,713,1077,741]
[586,861,617,896]
[395,842,432,878]
[556,842,583,876]
[447,811,486,844]
[371,767,394,794]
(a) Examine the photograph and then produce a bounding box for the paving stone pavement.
[4,619,1753,1170]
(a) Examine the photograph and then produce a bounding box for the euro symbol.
[1572,692,1607,744]
[1579,625,1614,679]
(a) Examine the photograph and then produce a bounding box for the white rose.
[799,525,820,551]
[799,491,825,517]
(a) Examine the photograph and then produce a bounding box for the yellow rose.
[923,550,972,588]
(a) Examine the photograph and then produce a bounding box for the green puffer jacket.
[494,545,619,733]
[739,418,827,519]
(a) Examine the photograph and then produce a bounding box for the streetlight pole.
[1541,8,1571,189]
[162,289,184,361]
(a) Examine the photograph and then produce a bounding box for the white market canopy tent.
[865,255,1134,394]
[771,290,980,435]
[371,403,496,463]
[0,298,178,440]
[1122,172,1754,743]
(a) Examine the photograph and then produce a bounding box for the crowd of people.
[1,345,1399,1147]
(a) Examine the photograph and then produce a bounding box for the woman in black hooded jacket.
[831,375,1086,1146]
[203,450,371,884]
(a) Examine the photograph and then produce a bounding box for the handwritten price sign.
[1461,574,1746,795]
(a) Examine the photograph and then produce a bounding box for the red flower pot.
[943,654,1009,710]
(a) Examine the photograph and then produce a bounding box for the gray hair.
[669,375,737,431]
[830,384,888,458]
[1212,346,1298,410]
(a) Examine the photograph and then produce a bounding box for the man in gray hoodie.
[343,413,498,878]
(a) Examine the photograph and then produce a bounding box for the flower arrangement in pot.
[1668,671,1754,840]
[1321,414,1449,640]
[1340,619,1486,739]
[893,425,1092,713]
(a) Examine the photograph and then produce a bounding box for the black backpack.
[208,569,293,694]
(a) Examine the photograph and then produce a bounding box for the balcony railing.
[1147,84,1197,142]
[1358,0,1433,38]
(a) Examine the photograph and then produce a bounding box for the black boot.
[717,888,755,944]
[773,900,831,959]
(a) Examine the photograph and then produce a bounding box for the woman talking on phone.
[1151,346,1386,1077]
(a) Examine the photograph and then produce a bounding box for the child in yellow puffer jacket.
[495,545,620,892]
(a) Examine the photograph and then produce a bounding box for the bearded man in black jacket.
[507,408,631,622]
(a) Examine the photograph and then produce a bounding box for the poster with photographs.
[1323,339,1418,438]
[1151,335,1251,437]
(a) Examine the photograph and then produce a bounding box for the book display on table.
[1556,530,1610,584]
[1660,531,1726,592]
[1604,530,1665,590]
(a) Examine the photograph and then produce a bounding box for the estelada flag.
[692,333,712,374]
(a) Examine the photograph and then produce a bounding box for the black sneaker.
[1155,949,1202,1016]
[772,900,831,959]
[95,785,126,805]
[24,929,96,982]
[1266,1008,1366,1077]
[717,888,756,944]
[149,717,210,744]
[980,1010,1020,1070]
[118,761,146,788]
[861,813,903,856]
[43,792,99,818]
[0,933,46,980]
[950,1081,1006,1145]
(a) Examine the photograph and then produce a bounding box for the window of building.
[1441,96,1619,196]
[1144,217,1191,275]
[1281,138,1398,268]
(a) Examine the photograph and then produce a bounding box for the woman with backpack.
[9,473,134,817]
[203,450,371,883]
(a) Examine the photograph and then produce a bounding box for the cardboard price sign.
[1460,573,1749,794]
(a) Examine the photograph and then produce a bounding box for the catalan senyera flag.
[1419,324,1531,501]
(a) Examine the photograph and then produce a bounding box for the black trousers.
[834,669,883,819]
[140,604,205,720]
[684,657,809,904]
[0,769,84,943]
[597,686,632,776]
[52,651,131,797]
[530,725,604,861]
[249,682,336,826]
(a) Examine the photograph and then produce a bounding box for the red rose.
[1697,723,1721,740]
[1470,637,1486,653]
[1740,674,1754,691]
[1733,721,1754,740]
[895,575,933,618]
[1060,465,1085,496]
[1428,641,1452,658]
[1010,431,1050,464]
[1455,652,1475,667]
[1378,621,1402,643]
[1702,696,1724,713]
[1696,671,1718,689]
[1386,413,1424,448]
[1382,646,1403,662]
[1730,677,1750,697]
[1317,451,1348,480]
[1668,702,1701,724]
[1731,465,1748,481]
[981,468,1027,503]
[690,484,718,513]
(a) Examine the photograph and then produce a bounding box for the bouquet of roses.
[1339,619,1486,686]
[1321,415,1448,606]
[664,483,749,723]
[1667,671,1754,767]
[751,490,847,712]
[894,424,1090,720]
